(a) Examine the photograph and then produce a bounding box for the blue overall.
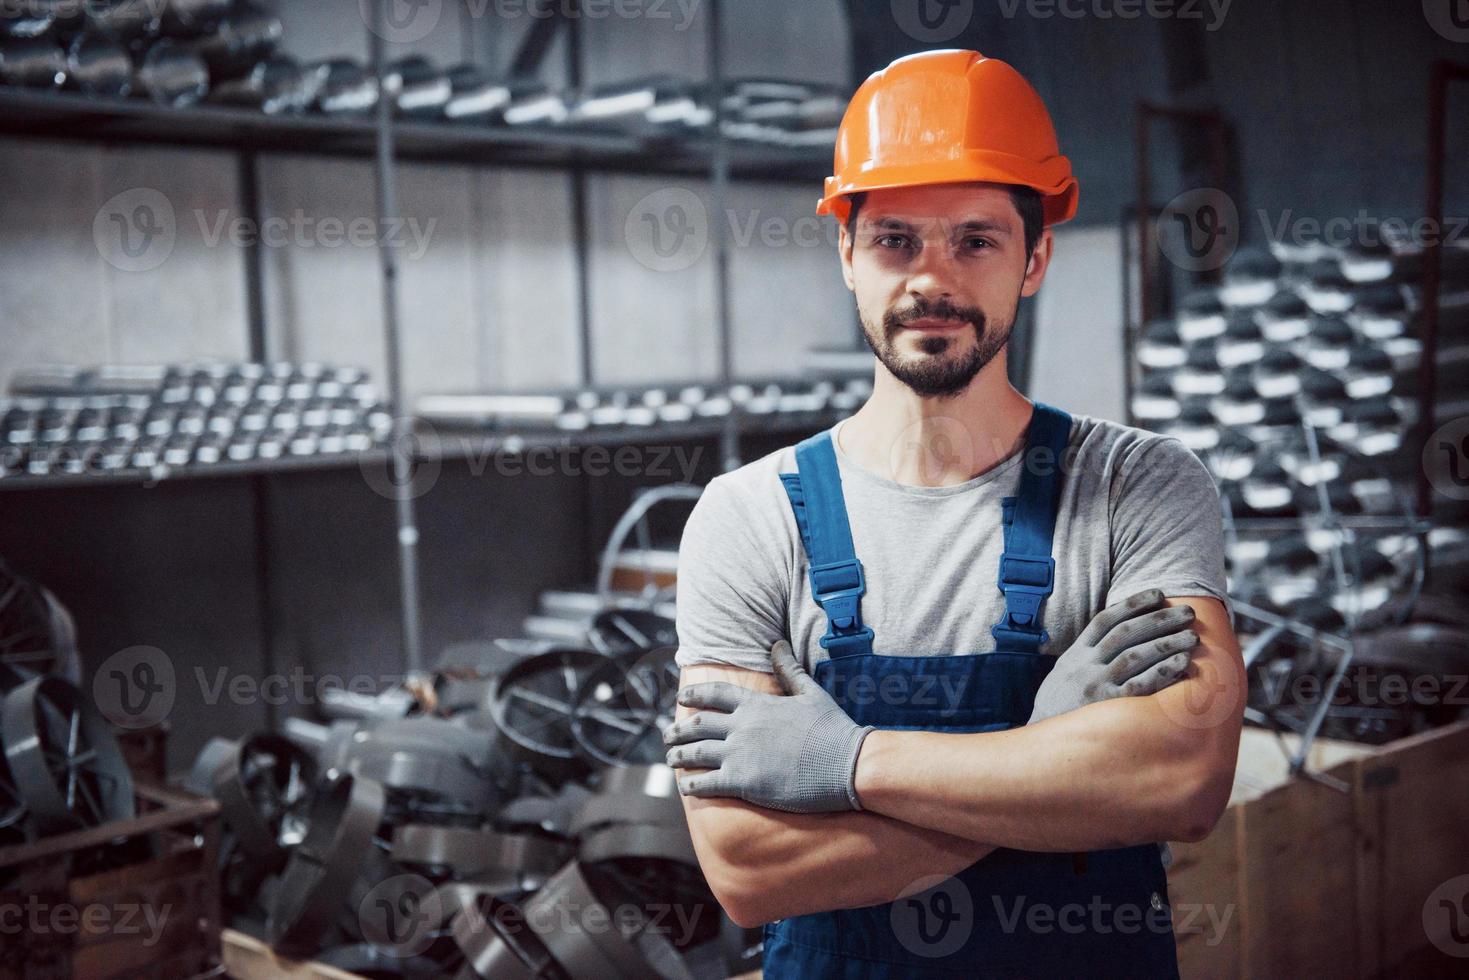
[764,403,1180,979]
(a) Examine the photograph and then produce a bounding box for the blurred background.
[0,2,1466,978]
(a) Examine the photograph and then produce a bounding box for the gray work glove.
[1029,588,1200,724]
[664,639,873,813]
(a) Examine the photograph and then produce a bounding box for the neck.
[837,355,1033,487]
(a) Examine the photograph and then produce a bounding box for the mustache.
[884,298,986,333]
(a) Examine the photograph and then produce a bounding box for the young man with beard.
[664,49,1244,979]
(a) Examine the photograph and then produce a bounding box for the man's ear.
[838,222,856,292]
[1020,228,1054,298]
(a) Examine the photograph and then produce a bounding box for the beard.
[859,295,1015,398]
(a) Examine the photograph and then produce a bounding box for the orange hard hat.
[818,49,1078,227]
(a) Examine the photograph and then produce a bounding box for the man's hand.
[1028,588,1199,723]
[665,640,873,813]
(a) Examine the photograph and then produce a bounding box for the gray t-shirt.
[674,412,1232,674]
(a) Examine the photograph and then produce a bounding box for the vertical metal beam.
[566,4,594,388]
[239,150,279,732]
[707,0,732,387]
[1417,61,1466,521]
[370,0,424,675]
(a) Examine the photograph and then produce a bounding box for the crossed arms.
[674,596,1244,929]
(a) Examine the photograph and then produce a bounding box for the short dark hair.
[844,186,1045,258]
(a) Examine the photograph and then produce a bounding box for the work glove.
[1028,587,1200,724]
[664,639,872,813]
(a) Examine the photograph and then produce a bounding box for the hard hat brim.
[817,151,1079,227]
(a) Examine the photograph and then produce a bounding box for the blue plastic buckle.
[809,558,867,634]
[996,553,1056,628]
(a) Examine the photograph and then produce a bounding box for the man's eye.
[875,234,912,249]
[963,237,993,250]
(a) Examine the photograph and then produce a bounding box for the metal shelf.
[0,408,851,491]
[0,89,828,181]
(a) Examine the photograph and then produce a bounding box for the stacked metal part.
[0,361,392,479]
[1132,234,1469,747]
[417,376,872,433]
[0,560,127,851]
[0,0,249,104]
[184,608,755,979]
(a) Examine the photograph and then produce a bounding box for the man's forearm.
[685,795,994,926]
[853,599,1245,850]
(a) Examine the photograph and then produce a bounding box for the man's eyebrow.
[862,216,1013,237]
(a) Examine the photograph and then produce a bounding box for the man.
[664,49,1244,978]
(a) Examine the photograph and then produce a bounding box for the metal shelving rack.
[0,0,840,694]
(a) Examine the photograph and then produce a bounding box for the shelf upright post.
[369,0,425,675]
[706,0,740,473]
[239,149,280,733]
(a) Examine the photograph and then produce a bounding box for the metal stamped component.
[1,676,135,834]
[392,824,570,880]
[267,772,385,955]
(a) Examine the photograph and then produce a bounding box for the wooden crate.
[1168,721,1469,980]
[221,929,367,980]
[0,783,222,980]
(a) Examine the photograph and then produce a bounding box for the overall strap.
[778,429,874,659]
[991,402,1073,653]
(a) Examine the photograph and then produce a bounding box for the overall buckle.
[996,553,1055,628]
[809,558,869,641]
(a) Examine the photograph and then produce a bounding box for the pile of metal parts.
[0,0,849,148]
[184,610,754,978]
[0,559,133,852]
[0,0,278,105]
[1131,234,1469,758]
[1,360,392,479]
[418,376,873,433]
[1131,237,1469,459]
